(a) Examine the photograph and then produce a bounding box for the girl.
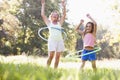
[75,14,97,72]
[41,0,66,68]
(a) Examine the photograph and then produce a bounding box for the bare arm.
[75,19,84,35]
[41,0,49,25]
[86,14,97,34]
[59,0,66,26]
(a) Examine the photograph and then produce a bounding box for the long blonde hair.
[48,10,60,21]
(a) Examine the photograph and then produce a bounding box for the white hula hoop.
[38,27,67,41]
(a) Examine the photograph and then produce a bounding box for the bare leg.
[80,60,86,71]
[47,51,55,67]
[91,60,97,72]
[54,52,61,69]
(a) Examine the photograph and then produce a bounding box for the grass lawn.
[0,55,120,80]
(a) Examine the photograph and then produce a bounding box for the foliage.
[97,26,120,59]
[98,0,120,59]
[0,0,120,59]
[15,0,68,56]
[0,0,21,55]
[0,0,67,56]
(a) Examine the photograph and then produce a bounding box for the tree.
[16,0,65,55]
[0,0,21,55]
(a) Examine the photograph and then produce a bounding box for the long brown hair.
[83,22,94,37]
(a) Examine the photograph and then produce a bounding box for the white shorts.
[48,39,65,52]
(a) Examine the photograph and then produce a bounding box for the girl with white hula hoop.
[41,0,66,69]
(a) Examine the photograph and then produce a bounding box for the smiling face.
[85,22,94,33]
[50,11,59,22]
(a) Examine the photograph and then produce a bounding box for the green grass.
[0,62,120,80]
[0,63,62,80]
[60,57,80,62]
[0,55,120,80]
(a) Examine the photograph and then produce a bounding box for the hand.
[80,19,84,24]
[61,0,66,7]
[41,0,45,4]
[86,14,91,18]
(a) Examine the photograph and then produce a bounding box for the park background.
[0,0,120,59]
[0,0,120,80]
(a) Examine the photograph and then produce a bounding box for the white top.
[47,22,63,41]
